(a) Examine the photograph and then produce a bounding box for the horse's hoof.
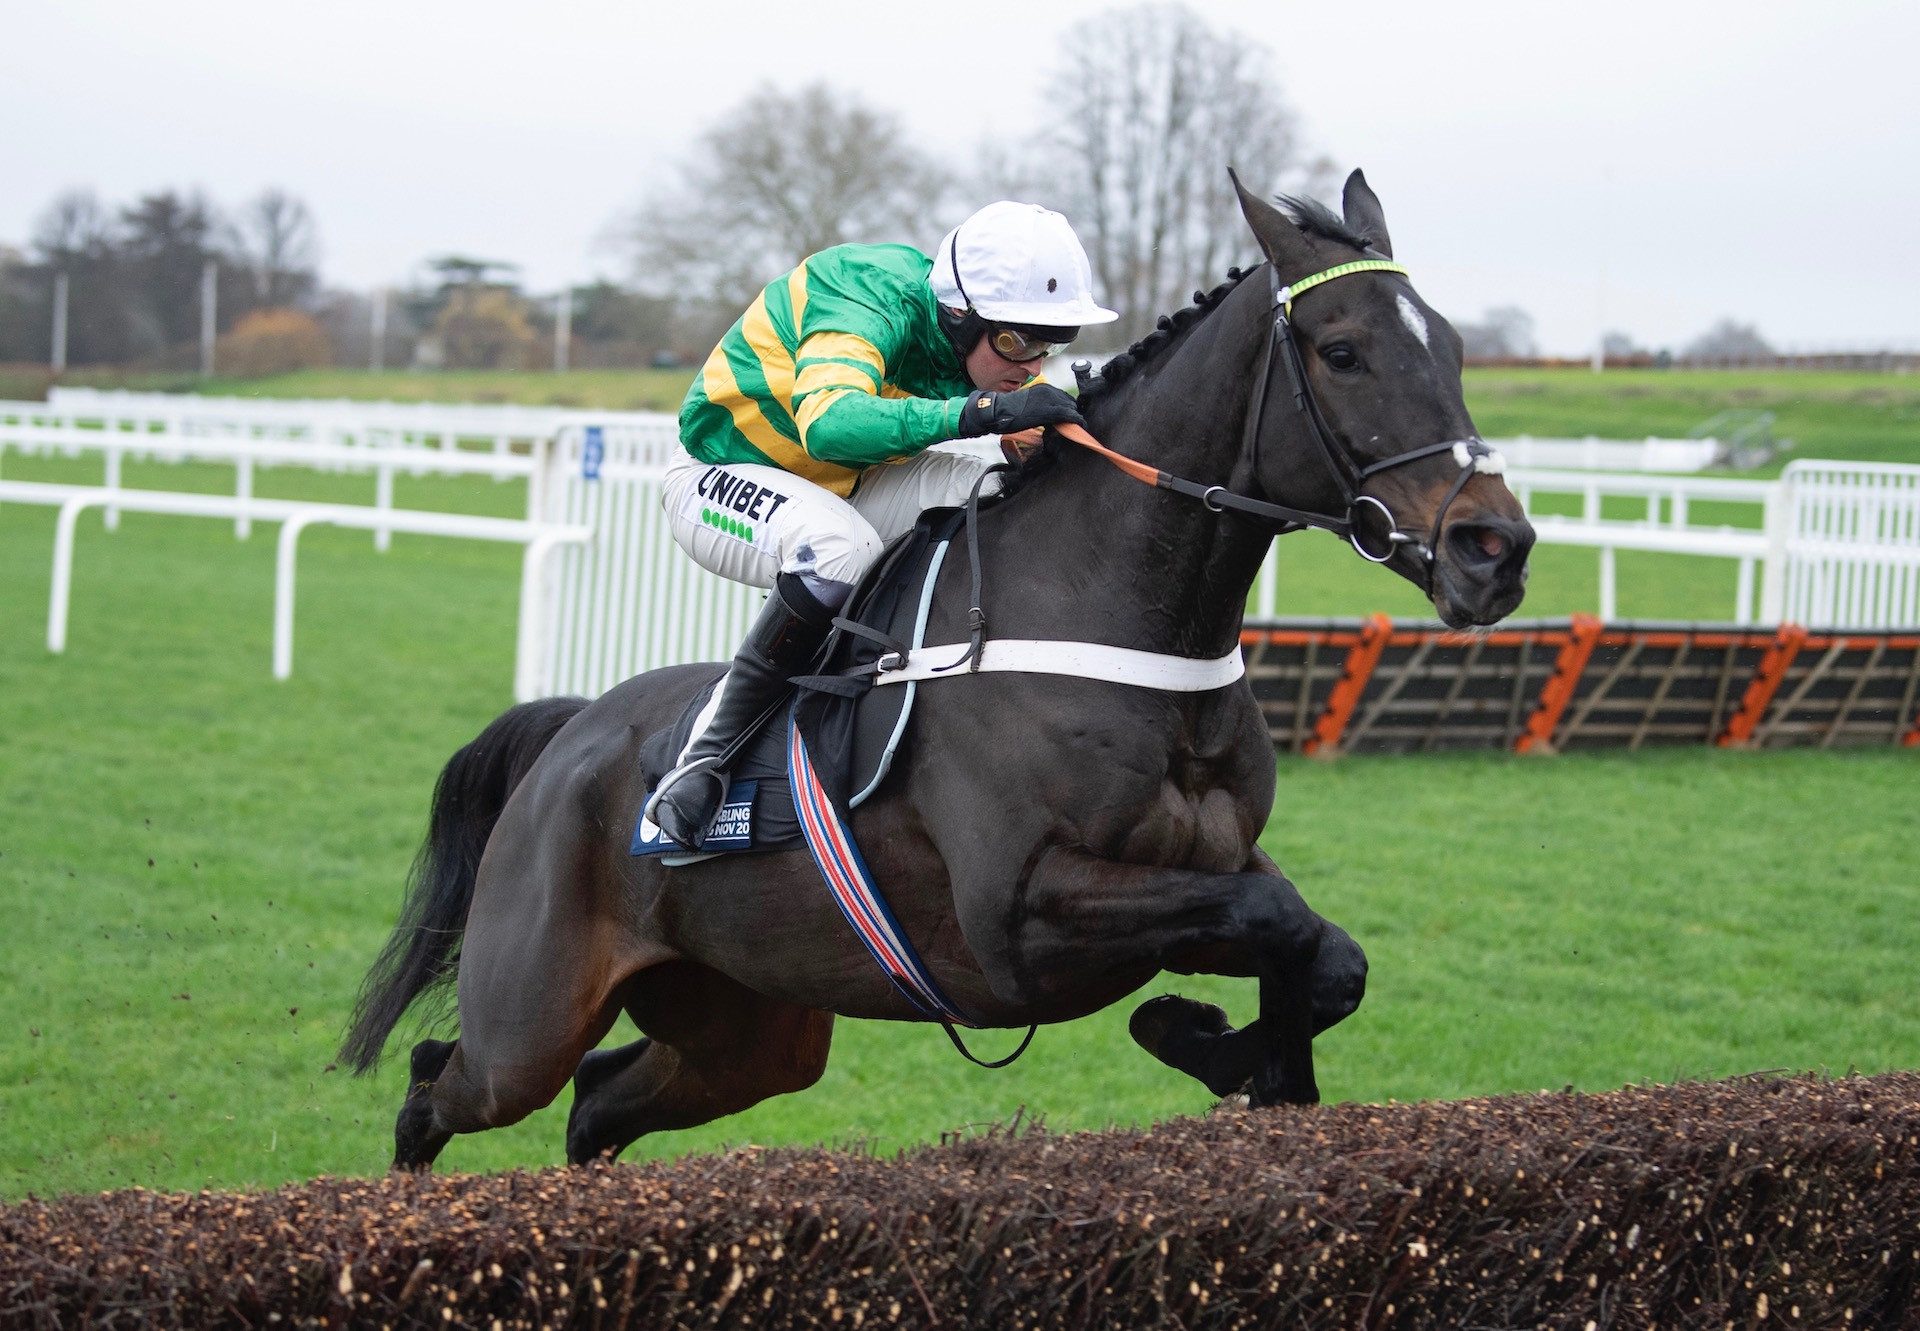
[572,1040,649,1101]
[1128,994,1230,1057]
[1248,1076,1321,1109]
[564,1092,625,1167]
[407,1038,457,1086]
[1210,1085,1253,1114]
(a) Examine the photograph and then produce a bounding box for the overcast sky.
[4,0,1916,356]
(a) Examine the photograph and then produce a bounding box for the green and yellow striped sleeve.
[791,330,964,466]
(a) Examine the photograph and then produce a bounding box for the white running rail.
[2,479,589,699]
[39,386,609,452]
[13,388,1920,696]
[1496,435,1726,472]
[526,442,1920,696]
[528,422,767,699]
[0,417,543,547]
[1770,460,1920,628]
[1505,467,1776,622]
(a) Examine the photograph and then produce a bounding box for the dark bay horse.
[341,171,1534,1169]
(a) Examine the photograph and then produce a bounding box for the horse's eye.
[1321,343,1362,372]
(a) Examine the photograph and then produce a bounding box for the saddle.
[631,505,970,864]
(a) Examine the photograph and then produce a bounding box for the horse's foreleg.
[564,962,834,1165]
[1011,847,1332,1106]
[1131,844,1367,1101]
[1128,913,1367,1097]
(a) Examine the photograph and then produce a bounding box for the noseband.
[1065,258,1506,588]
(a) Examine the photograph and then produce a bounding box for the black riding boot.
[646,573,838,851]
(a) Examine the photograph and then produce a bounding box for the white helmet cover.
[930,201,1119,326]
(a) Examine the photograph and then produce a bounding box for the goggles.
[985,322,1078,364]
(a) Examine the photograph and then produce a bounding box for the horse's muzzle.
[1431,510,1535,627]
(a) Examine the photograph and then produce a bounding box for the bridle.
[1061,257,1506,590]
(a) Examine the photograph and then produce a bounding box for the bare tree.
[117,189,235,358]
[241,188,319,308]
[32,189,116,262]
[1600,329,1648,361]
[1455,306,1538,361]
[1017,2,1334,346]
[1684,319,1774,364]
[9,186,317,368]
[0,243,40,363]
[625,83,950,315]
[30,190,134,365]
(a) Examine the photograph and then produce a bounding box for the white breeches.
[661,445,1000,602]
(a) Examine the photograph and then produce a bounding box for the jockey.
[646,200,1120,850]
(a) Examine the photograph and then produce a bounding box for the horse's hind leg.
[394,1038,459,1168]
[390,860,644,1170]
[393,981,627,1171]
[565,962,834,1165]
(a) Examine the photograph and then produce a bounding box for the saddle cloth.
[631,506,968,864]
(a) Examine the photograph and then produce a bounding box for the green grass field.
[1,369,1916,1202]
[1464,368,1920,472]
[0,365,695,414]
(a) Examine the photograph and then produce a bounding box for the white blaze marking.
[1396,293,1431,351]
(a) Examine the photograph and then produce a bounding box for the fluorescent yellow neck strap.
[1279,259,1410,318]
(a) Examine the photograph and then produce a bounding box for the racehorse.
[340,171,1535,1170]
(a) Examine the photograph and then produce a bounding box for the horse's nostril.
[1451,524,1506,566]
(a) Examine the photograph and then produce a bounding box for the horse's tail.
[338,695,590,1074]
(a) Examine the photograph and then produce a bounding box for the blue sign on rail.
[581,425,604,480]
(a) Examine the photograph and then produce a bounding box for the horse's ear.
[1342,169,1393,258]
[1229,166,1316,272]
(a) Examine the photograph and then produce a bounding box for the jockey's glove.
[957,383,1086,438]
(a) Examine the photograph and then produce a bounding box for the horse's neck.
[983,298,1275,658]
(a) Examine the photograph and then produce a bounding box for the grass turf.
[1463,368,1920,473]
[2,474,1915,1201]
[0,365,694,414]
[1,369,1915,1200]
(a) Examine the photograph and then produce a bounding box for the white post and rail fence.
[5,399,1918,711]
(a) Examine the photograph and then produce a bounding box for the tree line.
[0,187,321,369]
[632,3,1333,357]
[0,2,1811,379]
[0,4,1349,376]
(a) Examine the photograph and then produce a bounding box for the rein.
[1063,258,1506,588]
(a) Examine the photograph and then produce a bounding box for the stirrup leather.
[642,573,839,852]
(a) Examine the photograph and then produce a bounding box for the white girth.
[870,640,1245,691]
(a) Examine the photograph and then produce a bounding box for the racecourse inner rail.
[4,394,1917,732]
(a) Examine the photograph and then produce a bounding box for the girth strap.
[871,639,1245,691]
[788,706,1040,1067]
